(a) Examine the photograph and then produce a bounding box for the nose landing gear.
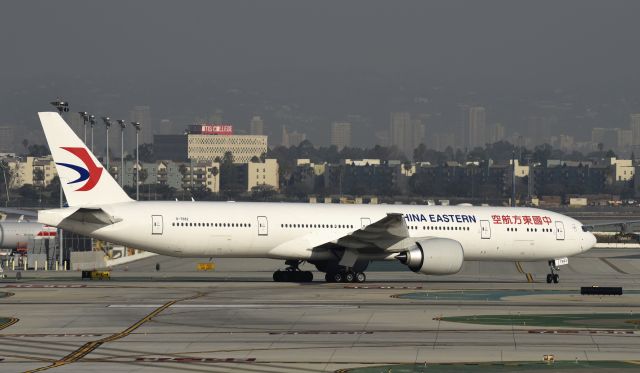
[546,260,560,284]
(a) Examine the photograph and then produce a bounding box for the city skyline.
[4,103,640,159]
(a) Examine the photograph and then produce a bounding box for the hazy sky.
[2,1,639,84]
[2,1,640,149]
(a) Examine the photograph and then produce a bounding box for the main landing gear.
[273,260,313,282]
[324,270,366,283]
[546,260,560,284]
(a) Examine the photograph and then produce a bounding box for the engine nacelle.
[396,238,464,275]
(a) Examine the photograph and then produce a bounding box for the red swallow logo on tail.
[55,147,103,191]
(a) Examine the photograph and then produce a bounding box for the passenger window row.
[528,227,554,233]
[281,223,355,229]
[172,222,251,228]
[408,225,470,231]
[507,227,554,233]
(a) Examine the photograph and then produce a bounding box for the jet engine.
[396,238,464,275]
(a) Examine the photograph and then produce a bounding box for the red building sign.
[200,124,233,135]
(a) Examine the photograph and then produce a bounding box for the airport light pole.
[88,114,97,254]
[78,111,89,144]
[116,120,126,187]
[511,150,516,207]
[131,121,141,200]
[89,115,96,152]
[50,98,69,269]
[101,116,112,171]
[0,161,9,207]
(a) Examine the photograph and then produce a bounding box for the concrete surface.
[0,248,638,372]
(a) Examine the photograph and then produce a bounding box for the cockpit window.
[581,225,592,232]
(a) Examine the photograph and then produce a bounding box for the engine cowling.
[396,238,464,275]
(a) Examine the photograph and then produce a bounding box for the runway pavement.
[0,248,639,372]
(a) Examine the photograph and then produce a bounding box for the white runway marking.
[107,304,358,309]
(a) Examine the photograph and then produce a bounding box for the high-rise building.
[250,116,264,136]
[130,106,152,145]
[412,119,426,148]
[0,126,15,153]
[390,112,424,158]
[630,113,640,147]
[281,126,306,147]
[390,112,411,156]
[591,127,618,150]
[330,122,352,150]
[558,134,575,151]
[154,135,188,161]
[618,129,633,151]
[525,115,556,145]
[467,106,486,149]
[487,122,506,144]
[159,119,173,135]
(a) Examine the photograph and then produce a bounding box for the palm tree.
[33,167,45,205]
[33,167,44,186]
[209,166,219,193]
[138,168,148,187]
[403,162,413,176]
[178,164,190,190]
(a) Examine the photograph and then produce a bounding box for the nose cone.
[583,232,597,252]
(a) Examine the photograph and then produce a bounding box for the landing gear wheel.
[344,271,355,283]
[332,272,344,283]
[325,272,334,283]
[273,261,313,283]
[302,271,313,282]
[273,270,283,282]
[354,272,366,283]
[546,260,561,285]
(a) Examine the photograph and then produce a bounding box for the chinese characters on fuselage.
[491,215,552,225]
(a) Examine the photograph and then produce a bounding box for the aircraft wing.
[336,213,409,251]
[269,213,410,264]
[332,213,409,266]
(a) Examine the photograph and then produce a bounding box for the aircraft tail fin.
[38,112,133,207]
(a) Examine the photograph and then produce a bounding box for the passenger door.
[360,217,371,229]
[151,215,163,235]
[555,221,565,240]
[257,216,268,236]
[480,219,491,239]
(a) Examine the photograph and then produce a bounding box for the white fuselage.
[40,202,596,262]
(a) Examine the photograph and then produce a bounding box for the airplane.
[0,218,56,252]
[36,112,597,283]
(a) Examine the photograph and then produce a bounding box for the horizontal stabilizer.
[64,207,122,225]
